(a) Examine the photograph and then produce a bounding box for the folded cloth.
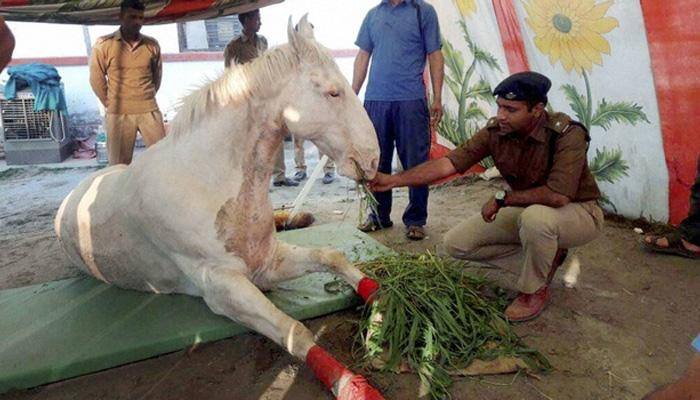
[73,135,97,159]
[4,63,68,112]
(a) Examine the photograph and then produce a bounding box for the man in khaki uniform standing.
[370,72,604,322]
[89,0,165,166]
[224,9,297,187]
[292,136,336,184]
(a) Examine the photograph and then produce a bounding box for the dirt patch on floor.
[1,163,698,400]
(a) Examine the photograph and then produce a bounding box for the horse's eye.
[328,90,340,98]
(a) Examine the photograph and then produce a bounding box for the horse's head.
[279,16,379,181]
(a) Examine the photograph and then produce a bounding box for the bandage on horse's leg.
[197,265,383,399]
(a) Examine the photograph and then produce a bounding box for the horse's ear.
[287,15,313,55]
[296,14,315,39]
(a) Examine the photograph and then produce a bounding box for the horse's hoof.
[337,374,384,400]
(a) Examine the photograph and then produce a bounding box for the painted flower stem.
[582,69,593,130]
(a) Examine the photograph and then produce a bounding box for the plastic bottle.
[95,125,108,165]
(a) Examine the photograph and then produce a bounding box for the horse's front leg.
[254,242,380,304]
[195,262,384,400]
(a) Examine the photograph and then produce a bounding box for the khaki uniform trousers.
[293,135,335,174]
[443,201,604,293]
[272,145,288,183]
[105,110,166,165]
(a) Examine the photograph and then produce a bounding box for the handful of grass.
[354,161,380,226]
[355,252,551,399]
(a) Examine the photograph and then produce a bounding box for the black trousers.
[679,155,700,245]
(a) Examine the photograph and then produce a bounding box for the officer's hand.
[368,172,394,193]
[481,197,500,223]
[430,99,443,129]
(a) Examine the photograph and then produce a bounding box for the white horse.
[55,17,384,400]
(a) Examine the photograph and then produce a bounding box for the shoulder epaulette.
[486,117,499,130]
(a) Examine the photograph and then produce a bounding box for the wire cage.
[0,88,71,165]
[1,94,59,141]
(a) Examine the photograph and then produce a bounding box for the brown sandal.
[358,218,393,233]
[640,231,700,259]
[405,225,426,241]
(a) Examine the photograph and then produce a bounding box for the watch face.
[495,191,505,200]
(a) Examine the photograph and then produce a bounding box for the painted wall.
[434,0,674,222]
[640,0,700,224]
[513,0,668,221]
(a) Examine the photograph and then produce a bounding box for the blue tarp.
[4,63,67,112]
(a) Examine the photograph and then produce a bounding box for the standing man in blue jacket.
[352,0,444,240]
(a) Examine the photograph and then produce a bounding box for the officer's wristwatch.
[494,190,507,208]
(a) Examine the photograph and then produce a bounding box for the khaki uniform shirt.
[223,32,268,67]
[89,29,162,115]
[446,112,601,202]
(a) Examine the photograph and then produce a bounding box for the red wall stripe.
[492,0,529,73]
[641,0,700,224]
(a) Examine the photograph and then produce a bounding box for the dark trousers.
[679,155,700,245]
[364,99,430,227]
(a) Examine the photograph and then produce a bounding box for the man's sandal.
[640,231,700,259]
[358,218,393,233]
[405,225,426,241]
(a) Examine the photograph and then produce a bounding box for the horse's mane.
[169,38,335,138]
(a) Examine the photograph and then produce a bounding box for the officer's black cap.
[493,72,551,105]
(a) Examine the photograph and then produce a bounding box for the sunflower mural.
[523,0,650,210]
[454,0,477,18]
[438,18,502,168]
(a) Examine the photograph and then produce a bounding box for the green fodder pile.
[354,252,551,399]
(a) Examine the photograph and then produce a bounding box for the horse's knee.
[315,247,348,267]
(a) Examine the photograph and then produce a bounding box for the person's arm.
[427,50,444,128]
[369,157,456,192]
[371,128,491,192]
[353,12,373,95]
[481,186,570,223]
[504,186,570,208]
[0,17,15,73]
[152,42,162,93]
[422,5,444,128]
[88,43,109,108]
[352,49,371,95]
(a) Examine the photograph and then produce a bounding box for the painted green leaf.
[590,147,630,184]
[437,109,466,146]
[438,26,502,157]
[463,102,488,121]
[459,20,476,53]
[561,84,588,125]
[466,79,494,104]
[444,75,461,103]
[597,194,618,213]
[441,36,464,81]
[458,21,501,72]
[591,98,650,130]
